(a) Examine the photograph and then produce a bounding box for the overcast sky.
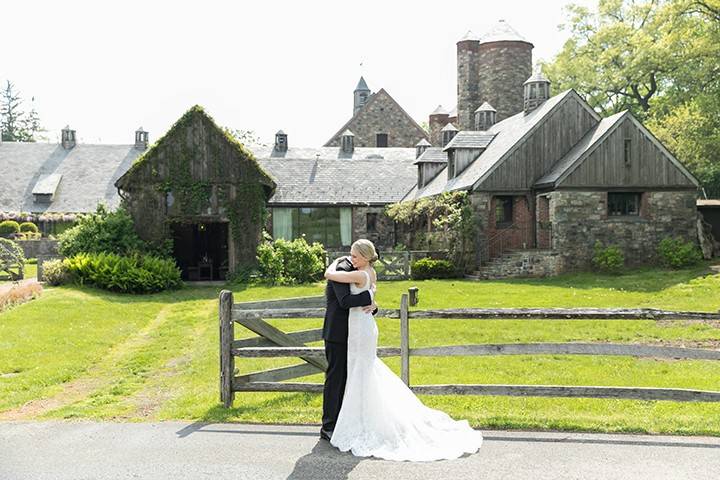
[3,0,596,147]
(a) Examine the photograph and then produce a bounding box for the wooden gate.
[220,290,720,408]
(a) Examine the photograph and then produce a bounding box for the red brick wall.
[487,195,534,259]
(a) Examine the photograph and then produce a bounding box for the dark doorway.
[170,221,229,281]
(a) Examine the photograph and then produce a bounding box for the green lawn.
[1,262,719,435]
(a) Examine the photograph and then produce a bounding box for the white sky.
[2,0,596,146]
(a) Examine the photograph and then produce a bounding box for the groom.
[320,255,376,441]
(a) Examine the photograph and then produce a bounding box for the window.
[624,139,632,165]
[366,213,378,233]
[495,196,513,225]
[608,192,640,216]
[376,133,388,148]
[447,151,455,178]
[271,207,352,246]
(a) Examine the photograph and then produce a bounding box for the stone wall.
[475,249,562,279]
[352,206,395,249]
[477,42,533,122]
[15,239,59,259]
[549,190,698,270]
[326,89,428,148]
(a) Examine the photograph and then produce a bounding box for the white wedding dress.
[330,270,483,461]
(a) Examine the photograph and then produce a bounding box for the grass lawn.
[1,262,719,435]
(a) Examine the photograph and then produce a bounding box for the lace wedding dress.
[330,270,483,461]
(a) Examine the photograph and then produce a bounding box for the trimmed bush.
[64,252,182,293]
[657,237,702,269]
[0,220,21,236]
[0,238,25,265]
[19,222,39,233]
[592,241,624,274]
[43,259,69,286]
[57,204,158,258]
[257,235,326,285]
[411,257,456,280]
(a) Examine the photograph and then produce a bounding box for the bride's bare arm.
[324,257,365,285]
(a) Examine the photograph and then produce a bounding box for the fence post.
[219,289,235,408]
[408,287,419,307]
[400,293,410,386]
[404,251,410,278]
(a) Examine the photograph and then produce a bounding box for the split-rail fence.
[219,289,720,408]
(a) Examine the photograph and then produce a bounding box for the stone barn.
[115,106,275,281]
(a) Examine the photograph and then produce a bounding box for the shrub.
[57,204,154,258]
[0,220,20,236]
[592,241,624,274]
[64,252,182,293]
[657,237,702,269]
[256,235,326,285]
[19,222,39,233]
[411,257,456,280]
[42,259,69,286]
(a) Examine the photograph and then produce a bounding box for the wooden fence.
[325,250,447,280]
[219,290,720,407]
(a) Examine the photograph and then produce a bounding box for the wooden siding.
[480,96,599,190]
[561,118,696,188]
[454,148,483,178]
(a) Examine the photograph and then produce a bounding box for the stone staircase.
[465,249,560,280]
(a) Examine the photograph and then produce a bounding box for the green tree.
[0,80,45,142]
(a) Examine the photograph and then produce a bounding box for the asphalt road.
[1,421,719,480]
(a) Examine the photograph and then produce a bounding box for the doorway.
[170,221,229,281]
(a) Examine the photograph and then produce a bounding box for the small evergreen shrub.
[58,204,156,258]
[64,252,182,293]
[19,222,39,233]
[0,221,21,236]
[411,257,456,280]
[592,241,624,274]
[657,237,702,269]
[256,235,326,285]
[42,259,69,286]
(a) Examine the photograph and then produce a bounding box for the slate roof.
[413,147,448,165]
[443,131,496,151]
[355,76,370,91]
[406,90,597,200]
[535,111,627,188]
[251,146,418,205]
[479,20,532,45]
[0,142,142,213]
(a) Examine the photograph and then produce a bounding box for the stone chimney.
[415,138,431,159]
[134,127,149,150]
[429,105,450,146]
[61,126,76,149]
[441,123,458,148]
[274,130,288,152]
[341,129,355,154]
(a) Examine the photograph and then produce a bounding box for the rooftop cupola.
[523,69,551,114]
[441,123,459,148]
[61,125,76,149]
[415,138,431,159]
[134,127,149,150]
[274,130,288,152]
[474,102,497,131]
[341,129,355,154]
[353,76,371,115]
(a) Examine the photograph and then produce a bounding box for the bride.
[324,239,483,461]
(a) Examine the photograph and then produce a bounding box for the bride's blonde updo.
[351,239,379,265]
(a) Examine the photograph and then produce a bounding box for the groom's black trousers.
[322,340,348,432]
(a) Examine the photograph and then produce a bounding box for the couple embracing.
[320,239,483,462]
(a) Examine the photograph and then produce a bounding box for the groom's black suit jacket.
[322,257,374,343]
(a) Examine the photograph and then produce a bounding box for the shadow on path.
[286,441,363,480]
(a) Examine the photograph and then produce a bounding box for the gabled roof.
[536,110,700,189]
[413,147,448,165]
[535,111,627,188]
[324,88,428,147]
[409,89,600,199]
[251,146,417,205]
[0,142,142,213]
[443,131,496,151]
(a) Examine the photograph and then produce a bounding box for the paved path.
[1,421,718,480]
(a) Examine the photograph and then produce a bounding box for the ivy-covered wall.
[115,106,275,271]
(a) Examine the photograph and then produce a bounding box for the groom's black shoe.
[319,428,333,441]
